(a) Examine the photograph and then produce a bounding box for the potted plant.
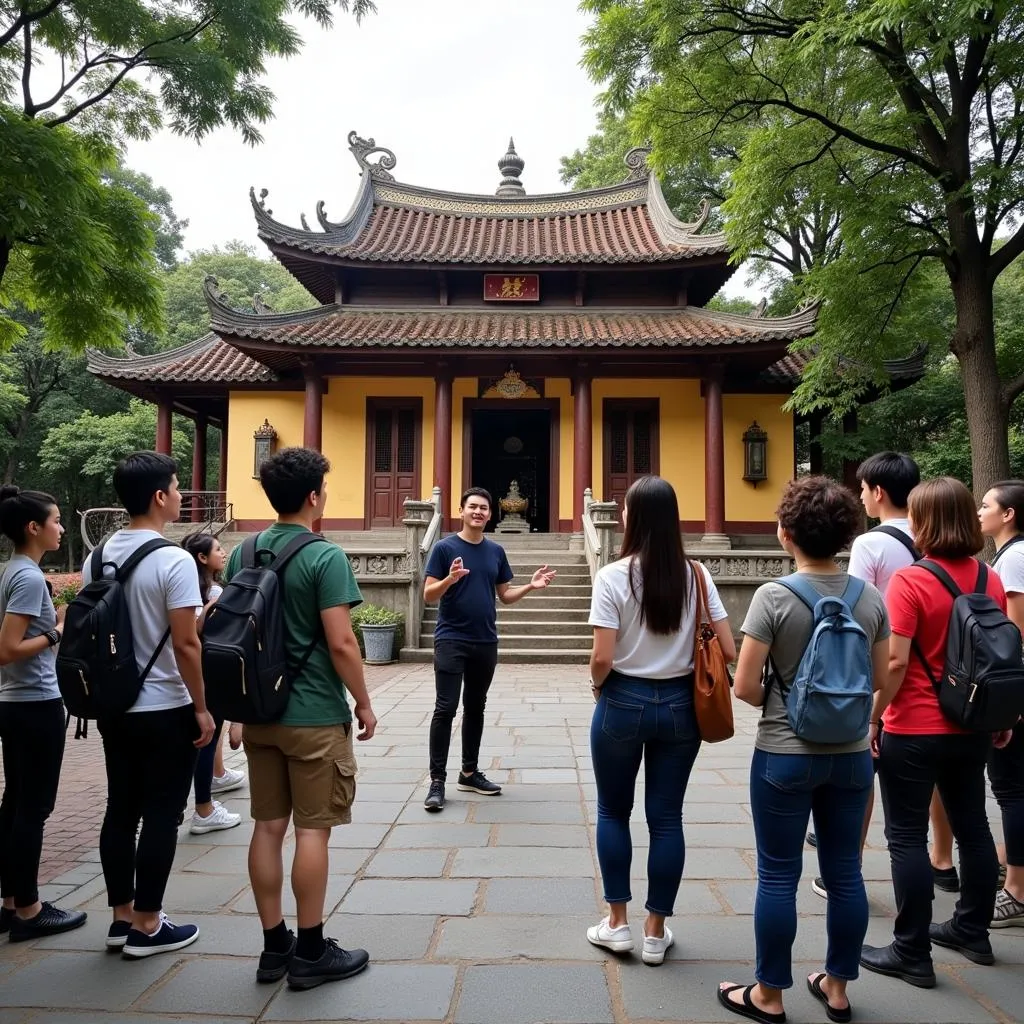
[351,604,404,664]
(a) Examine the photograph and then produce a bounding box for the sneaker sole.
[587,933,634,954]
[860,958,936,988]
[456,784,501,795]
[991,918,1024,929]
[9,915,88,943]
[257,964,291,983]
[210,779,246,795]
[930,935,995,965]
[286,957,370,990]
[424,802,444,812]
[812,881,828,899]
[106,936,128,950]
[189,818,242,835]
[641,940,674,965]
[122,930,200,958]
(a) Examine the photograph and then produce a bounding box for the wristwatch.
[44,629,61,647]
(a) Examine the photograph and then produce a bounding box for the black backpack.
[868,524,921,562]
[201,532,327,723]
[56,538,178,720]
[911,560,1024,732]
[992,534,1024,567]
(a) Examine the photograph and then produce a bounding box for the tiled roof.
[250,175,730,266]
[86,334,276,384]
[205,290,820,352]
[760,347,927,385]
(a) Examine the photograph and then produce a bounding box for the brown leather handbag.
[691,560,734,743]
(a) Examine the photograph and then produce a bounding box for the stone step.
[421,620,591,637]
[401,647,590,665]
[418,633,591,651]
[423,607,591,623]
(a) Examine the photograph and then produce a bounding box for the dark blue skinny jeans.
[751,747,873,989]
[590,672,701,916]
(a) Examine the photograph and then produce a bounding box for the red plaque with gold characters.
[483,274,540,302]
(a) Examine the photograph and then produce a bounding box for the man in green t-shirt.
[224,447,377,991]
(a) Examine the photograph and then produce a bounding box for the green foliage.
[105,167,188,269]
[53,583,82,607]
[350,604,404,659]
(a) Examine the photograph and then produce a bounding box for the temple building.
[88,131,832,542]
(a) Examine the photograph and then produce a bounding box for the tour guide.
[421,487,556,812]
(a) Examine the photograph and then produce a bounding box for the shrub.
[350,604,405,658]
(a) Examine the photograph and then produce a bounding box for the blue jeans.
[590,672,701,915]
[751,747,873,989]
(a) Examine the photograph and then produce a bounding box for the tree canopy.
[582,0,1024,493]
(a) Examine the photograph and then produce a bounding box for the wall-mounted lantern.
[742,420,768,486]
[253,419,277,478]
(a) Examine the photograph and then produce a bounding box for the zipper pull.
[79,669,89,695]
[109,634,117,656]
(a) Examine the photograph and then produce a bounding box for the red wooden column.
[702,367,729,545]
[190,414,208,522]
[572,369,592,530]
[155,397,173,455]
[303,366,323,451]
[434,370,453,525]
[218,415,229,494]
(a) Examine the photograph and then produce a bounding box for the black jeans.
[192,717,224,806]
[0,698,66,907]
[989,721,1024,867]
[429,640,499,782]
[98,705,198,913]
[879,731,998,960]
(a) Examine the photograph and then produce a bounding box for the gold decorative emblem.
[481,367,541,400]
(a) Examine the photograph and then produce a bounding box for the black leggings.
[989,721,1024,868]
[429,640,498,782]
[98,705,198,913]
[0,698,66,908]
[192,717,224,805]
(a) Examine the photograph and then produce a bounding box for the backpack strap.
[992,534,1024,567]
[774,573,822,613]
[241,534,261,570]
[89,542,107,581]
[268,532,329,575]
[115,538,179,582]
[840,575,866,611]
[912,559,963,599]
[869,524,921,561]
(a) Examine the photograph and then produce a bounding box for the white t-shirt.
[847,518,916,597]
[589,558,728,678]
[196,582,223,618]
[82,529,201,713]
[992,541,1024,595]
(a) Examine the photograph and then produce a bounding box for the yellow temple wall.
[543,378,576,524]
[449,377,480,520]
[724,395,794,524]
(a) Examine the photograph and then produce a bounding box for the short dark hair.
[856,452,920,509]
[460,487,492,508]
[0,485,57,546]
[776,475,862,559]
[113,452,178,516]
[989,479,1024,533]
[259,447,330,515]
[908,477,983,558]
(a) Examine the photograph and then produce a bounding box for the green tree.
[582,0,1024,494]
[0,0,374,350]
[106,167,188,269]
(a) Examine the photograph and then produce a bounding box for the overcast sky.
[122,0,752,297]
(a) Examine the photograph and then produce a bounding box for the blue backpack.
[767,575,874,745]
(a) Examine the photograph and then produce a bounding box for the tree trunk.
[950,271,1009,497]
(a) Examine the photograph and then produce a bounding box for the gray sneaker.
[424,780,445,812]
[992,888,1024,928]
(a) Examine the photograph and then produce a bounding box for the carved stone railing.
[582,489,619,580]
[696,550,848,582]
[402,488,442,650]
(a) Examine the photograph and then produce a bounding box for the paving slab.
[138,956,273,1016]
[455,964,613,1024]
[264,962,457,1021]
[322,912,438,960]
[230,874,354,916]
[484,877,601,915]
[438,915,606,960]
[494,823,591,846]
[470,801,586,824]
[382,823,492,848]
[451,846,593,877]
[340,878,479,915]
[364,848,450,877]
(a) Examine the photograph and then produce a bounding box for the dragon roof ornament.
[348,130,397,182]
[624,145,652,181]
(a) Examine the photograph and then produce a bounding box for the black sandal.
[807,974,852,1024]
[717,984,787,1024]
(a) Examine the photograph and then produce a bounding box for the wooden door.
[603,400,659,511]
[367,401,421,527]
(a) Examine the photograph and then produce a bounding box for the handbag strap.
[690,560,712,627]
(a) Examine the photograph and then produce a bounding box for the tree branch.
[21,21,33,115]
[0,0,64,50]
[1003,372,1024,406]
[989,220,1024,282]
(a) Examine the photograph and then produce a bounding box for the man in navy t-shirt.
[422,487,556,811]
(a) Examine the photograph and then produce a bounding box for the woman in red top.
[861,477,1012,988]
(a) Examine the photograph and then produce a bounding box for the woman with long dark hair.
[862,477,1009,987]
[181,534,243,835]
[0,486,86,940]
[586,475,735,965]
[978,480,1024,928]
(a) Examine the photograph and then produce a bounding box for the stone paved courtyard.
[0,663,1022,1023]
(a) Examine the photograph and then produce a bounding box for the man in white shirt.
[83,453,215,957]
[810,452,924,898]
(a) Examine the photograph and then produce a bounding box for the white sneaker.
[641,925,674,965]
[586,917,634,953]
[210,767,246,794]
[189,801,242,834]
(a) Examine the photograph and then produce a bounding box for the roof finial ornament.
[252,293,274,315]
[624,145,652,181]
[203,274,230,307]
[347,130,397,181]
[496,137,526,196]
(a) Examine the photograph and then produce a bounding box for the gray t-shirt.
[82,529,201,713]
[741,572,890,755]
[0,556,59,702]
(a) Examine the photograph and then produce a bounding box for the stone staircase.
[412,533,593,665]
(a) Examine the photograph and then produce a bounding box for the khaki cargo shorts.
[242,722,356,829]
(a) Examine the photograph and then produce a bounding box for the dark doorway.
[365,399,422,528]
[469,408,552,532]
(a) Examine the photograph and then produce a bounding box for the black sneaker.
[860,942,936,988]
[107,920,132,949]
[933,865,960,893]
[806,831,818,848]
[0,907,13,934]
[9,903,87,943]
[929,919,995,965]
[424,780,445,812]
[286,937,369,990]
[257,930,296,982]
[457,770,502,795]
[811,877,828,898]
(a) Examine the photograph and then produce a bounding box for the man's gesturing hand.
[448,557,470,583]
[531,565,557,590]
